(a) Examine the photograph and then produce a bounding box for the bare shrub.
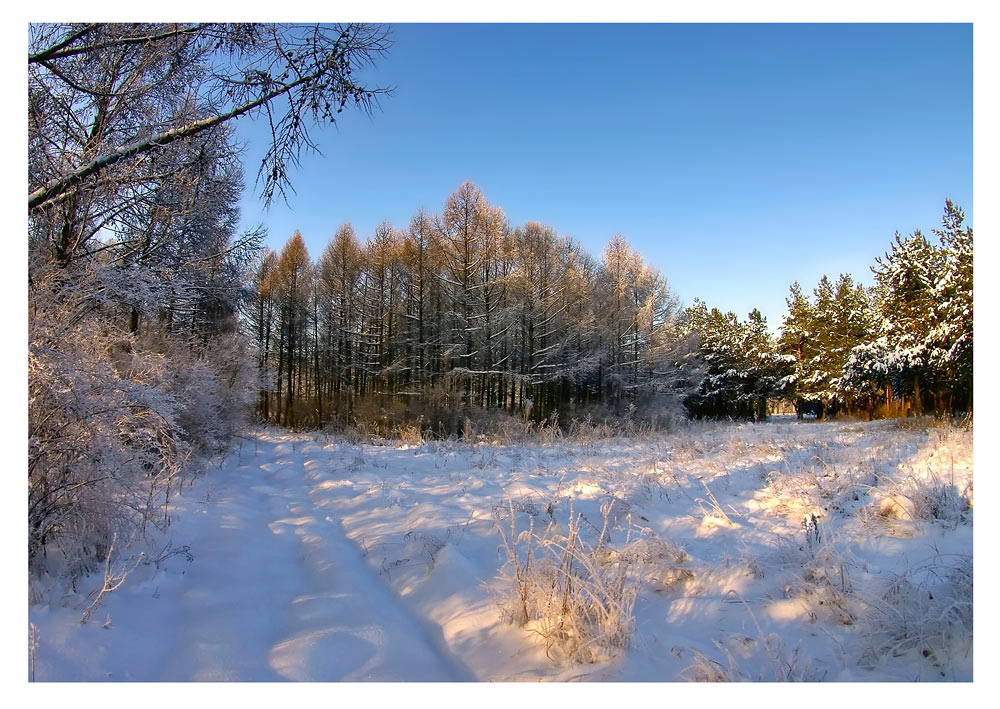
[29,314,188,581]
[567,415,614,442]
[394,417,425,445]
[752,519,858,627]
[616,536,693,591]
[371,530,446,580]
[693,476,734,526]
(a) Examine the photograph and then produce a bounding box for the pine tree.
[872,229,943,416]
[930,200,973,413]
[828,274,874,415]
[684,303,790,420]
[777,281,816,418]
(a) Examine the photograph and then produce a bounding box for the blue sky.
[236,23,972,330]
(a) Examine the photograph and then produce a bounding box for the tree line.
[250,195,972,429]
[779,200,972,419]
[674,200,972,422]
[247,181,700,431]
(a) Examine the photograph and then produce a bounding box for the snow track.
[30,433,472,681]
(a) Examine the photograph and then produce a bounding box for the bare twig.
[80,534,145,624]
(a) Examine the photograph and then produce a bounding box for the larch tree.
[438,181,488,400]
[318,223,364,415]
[250,249,280,420]
[512,221,559,419]
[273,232,313,426]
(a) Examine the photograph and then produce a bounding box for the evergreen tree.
[872,229,943,416]
[930,200,973,413]
[777,281,817,418]
[840,200,971,419]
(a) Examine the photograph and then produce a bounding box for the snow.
[28,418,973,684]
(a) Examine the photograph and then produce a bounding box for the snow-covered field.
[28,417,973,682]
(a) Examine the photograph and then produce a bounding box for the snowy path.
[158,435,474,681]
[31,433,474,681]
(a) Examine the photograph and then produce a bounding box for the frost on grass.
[29,418,973,681]
[856,554,973,673]
[494,496,643,664]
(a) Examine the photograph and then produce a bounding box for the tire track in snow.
[154,432,470,681]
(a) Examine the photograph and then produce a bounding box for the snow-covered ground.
[28,417,973,682]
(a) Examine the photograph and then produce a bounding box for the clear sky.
[236,23,972,330]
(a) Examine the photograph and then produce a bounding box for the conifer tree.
[872,229,943,416]
[777,281,817,418]
[273,232,312,426]
[930,200,973,413]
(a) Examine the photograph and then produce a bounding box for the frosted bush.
[856,554,972,671]
[863,470,971,533]
[29,261,254,586]
[494,498,640,664]
[617,536,694,591]
[28,341,187,581]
